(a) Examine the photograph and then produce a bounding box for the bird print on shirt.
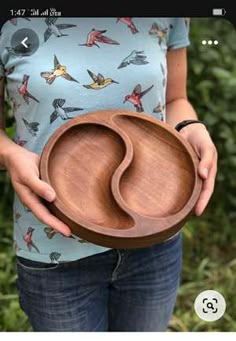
[24,206,31,213]
[118,50,149,69]
[14,240,21,252]
[153,102,165,121]
[79,28,119,48]
[116,18,139,34]
[124,84,154,112]
[10,18,31,25]
[16,139,27,147]
[18,75,39,104]
[8,17,186,263]
[5,66,15,76]
[22,118,40,137]
[44,18,77,42]
[23,227,40,253]
[160,62,166,87]
[10,97,20,115]
[83,70,119,89]
[149,22,173,45]
[50,98,83,124]
[14,211,22,223]
[49,252,61,263]
[40,55,79,84]
[6,45,32,58]
[44,227,88,243]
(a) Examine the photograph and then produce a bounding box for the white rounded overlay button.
[10,28,39,57]
[194,290,226,322]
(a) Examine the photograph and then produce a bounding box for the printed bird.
[15,211,22,222]
[116,17,138,34]
[153,102,165,113]
[44,227,87,243]
[23,227,40,253]
[22,118,40,137]
[160,63,165,76]
[10,97,20,114]
[18,75,39,104]
[40,55,79,84]
[153,103,165,121]
[118,50,149,69]
[24,205,31,212]
[124,84,154,112]
[44,227,57,239]
[184,18,190,27]
[44,18,77,42]
[149,23,172,44]
[160,63,166,86]
[17,139,27,147]
[10,18,31,25]
[5,66,15,76]
[79,28,119,48]
[10,18,18,26]
[83,70,119,90]
[49,252,61,263]
[14,240,21,252]
[6,45,32,57]
[13,240,22,252]
[50,98,83,124]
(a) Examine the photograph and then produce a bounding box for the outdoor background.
[0,18,235,332]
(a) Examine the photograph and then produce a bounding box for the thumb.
[198,146,214,180]
[26,176,56,202]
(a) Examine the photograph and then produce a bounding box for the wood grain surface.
[39,109,202,248]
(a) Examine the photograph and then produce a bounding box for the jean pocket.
[17,256,60,272]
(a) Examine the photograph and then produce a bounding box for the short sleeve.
[167,18,190,50]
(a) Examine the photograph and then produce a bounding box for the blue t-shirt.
[0,17,190,263]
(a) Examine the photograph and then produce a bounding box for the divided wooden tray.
[39,109,202,248]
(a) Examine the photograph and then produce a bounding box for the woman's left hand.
[179,123,218,216]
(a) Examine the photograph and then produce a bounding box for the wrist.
[1,143,22,169]
[179,121,208,139]
[175,119,207,132]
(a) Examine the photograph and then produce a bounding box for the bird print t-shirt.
[0,17,190,263]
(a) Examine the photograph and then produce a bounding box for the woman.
[0,17,217,331]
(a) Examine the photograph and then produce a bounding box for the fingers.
[25,175,56,202]
[14,182,71,236]
[198,143,217,180]
[194,162,217,216]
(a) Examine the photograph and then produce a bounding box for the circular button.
[10,28,39,57]
[194,290,226,322]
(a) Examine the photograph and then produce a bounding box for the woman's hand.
[179,123,218,216]
[4,145,71,236]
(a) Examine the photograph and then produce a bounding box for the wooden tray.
[39,109,202,248]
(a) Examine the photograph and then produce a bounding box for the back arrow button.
[21,37,29,48]
[10,28,39,57]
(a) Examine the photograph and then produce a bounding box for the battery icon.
[212,8,226,16]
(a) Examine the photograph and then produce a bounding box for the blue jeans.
[16,232,182,332]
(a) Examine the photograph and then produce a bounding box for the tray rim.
[39,109,202,246]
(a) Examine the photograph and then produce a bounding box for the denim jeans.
[16,232,182,332]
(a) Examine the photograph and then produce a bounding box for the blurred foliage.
[0,17,236,332]
[168,17,236,332]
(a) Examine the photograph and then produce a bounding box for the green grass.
[169,221,236,332]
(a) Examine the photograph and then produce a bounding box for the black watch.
[175,119,207,132]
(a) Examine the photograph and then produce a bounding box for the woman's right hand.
[4,145,71,236]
